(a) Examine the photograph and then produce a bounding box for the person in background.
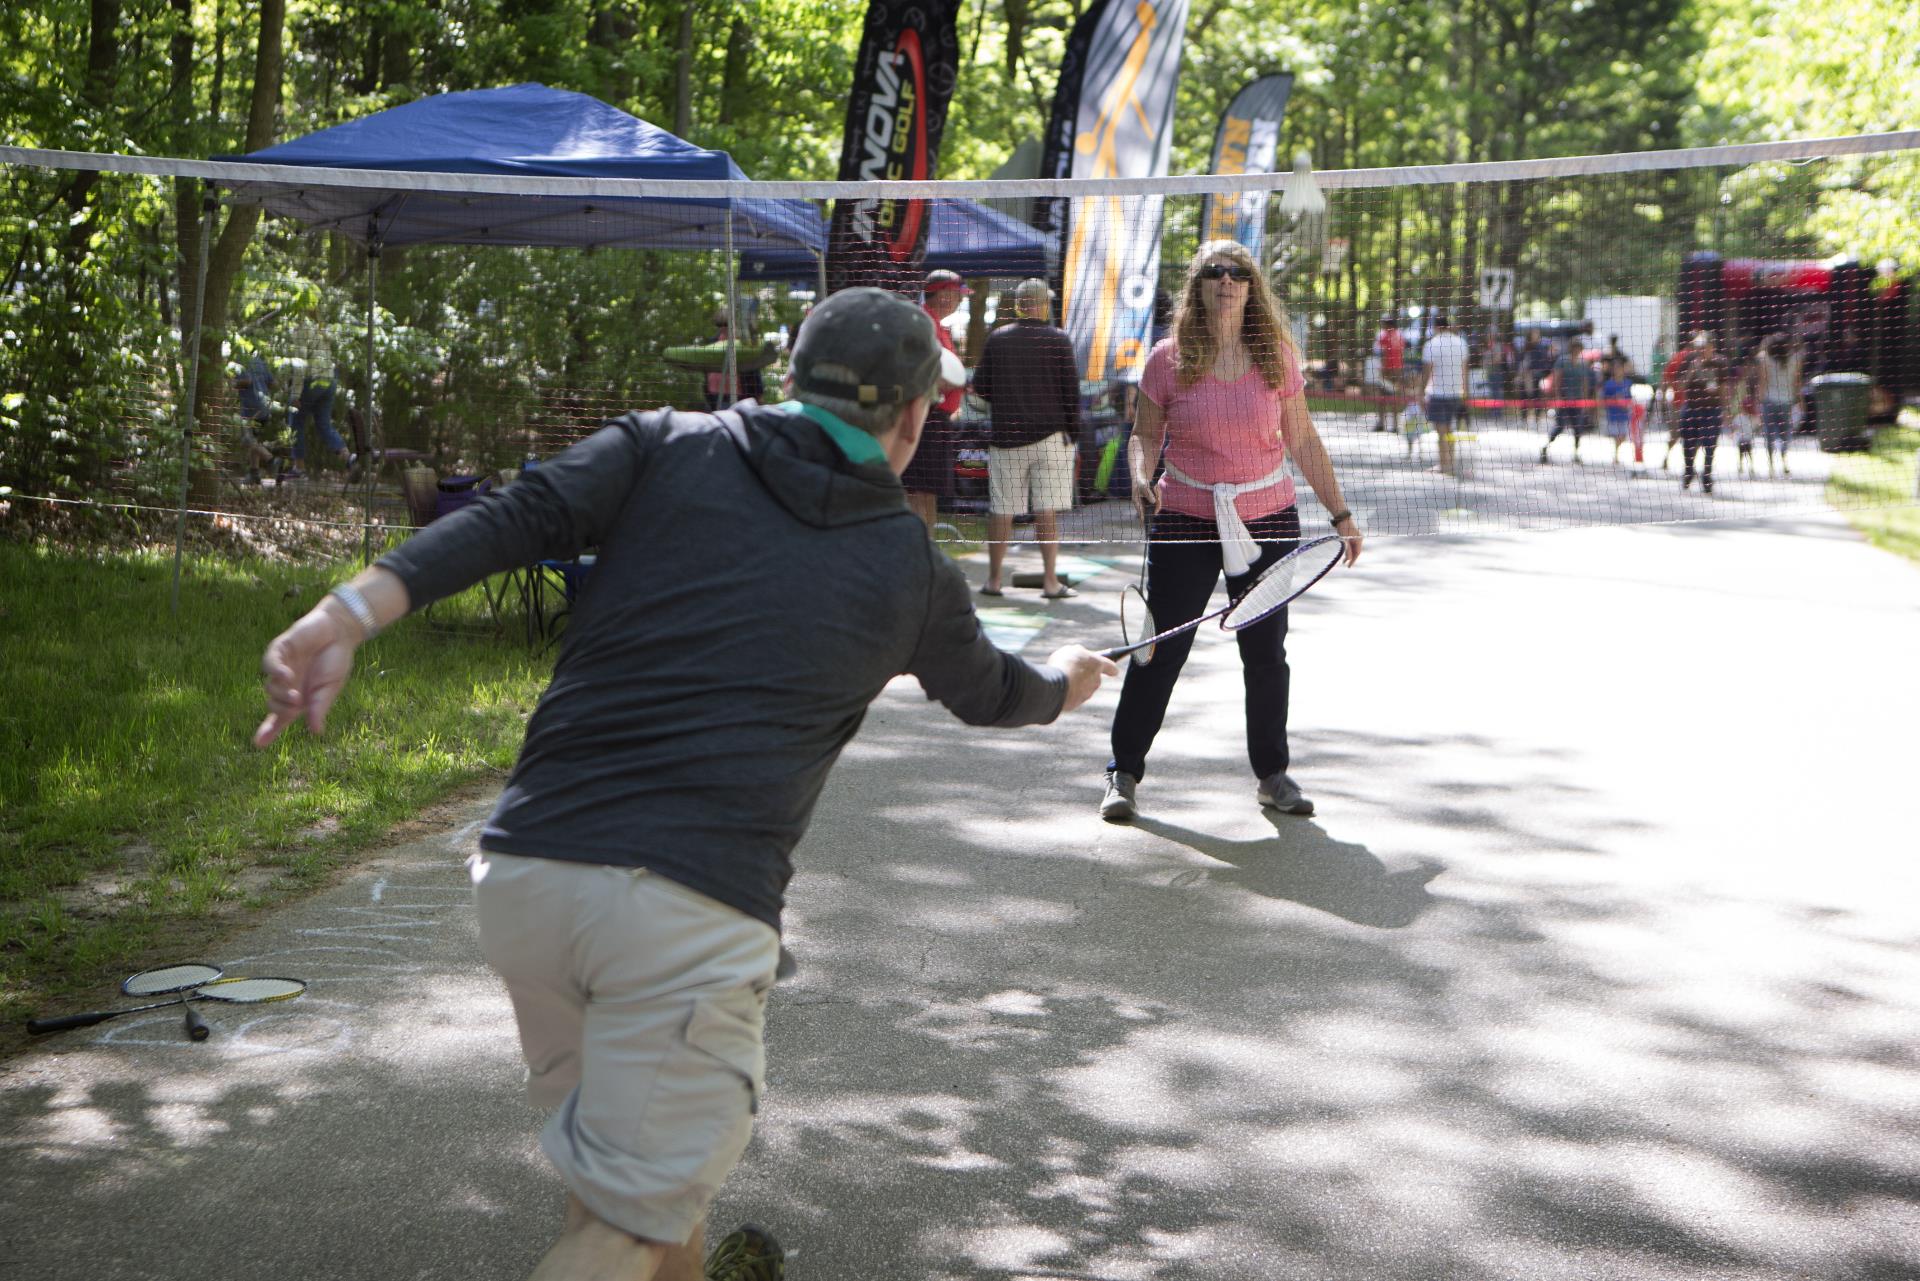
[1419,313,1470,476]
[1750,332,1803,478]
[286,338,351,479]
[899,269,970,529]
[1676,330,1734,494]
[1659,336,1699,470]
[1373,312,1406,434]
[1517,333,1551,429]
[1539,338,1596,465]
[704,309,766,411]
[972,278,1080,600]
[233,353,278,485]
[1486,332,1514,419]
[1600,357,1633,465]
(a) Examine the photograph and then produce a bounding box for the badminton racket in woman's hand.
[1100,535,1345,666]
[1116,506,1158,667]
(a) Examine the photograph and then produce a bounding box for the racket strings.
[194,978,307,1003]
[1221,538,1343,631]
[123,964,223,995]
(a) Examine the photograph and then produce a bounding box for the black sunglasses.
[1198,262,1254,281]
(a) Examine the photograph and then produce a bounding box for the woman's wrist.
[1329,509,1354,527]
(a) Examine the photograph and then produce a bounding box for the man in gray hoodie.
[253,287,1115,1281]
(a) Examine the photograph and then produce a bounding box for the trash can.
[1810,372,1873,452]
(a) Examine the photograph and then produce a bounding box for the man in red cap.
[900,269,970,528]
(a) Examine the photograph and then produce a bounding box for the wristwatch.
[1329,509,1354,528]
[328,583,381,639]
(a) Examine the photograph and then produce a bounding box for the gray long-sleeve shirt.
[377,405,1067,929]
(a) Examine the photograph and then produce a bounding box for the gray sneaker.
[1100,770,1138,822]
[1256,771,1314,816]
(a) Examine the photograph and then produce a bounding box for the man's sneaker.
[1100,770,1138,822]
[705,1224,783,1281]
[1257,772,1315,816]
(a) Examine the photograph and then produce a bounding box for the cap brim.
[936,348,967,391]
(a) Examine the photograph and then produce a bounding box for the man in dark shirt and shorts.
[253,288,1117,1281]
[972,278,1081,599]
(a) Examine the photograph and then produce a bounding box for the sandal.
[978,584,1004,597]
[1042,585,1077,600]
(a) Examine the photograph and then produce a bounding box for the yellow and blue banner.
[1040,0,1190,385]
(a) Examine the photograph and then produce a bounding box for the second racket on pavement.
[26,966,308,1039]
[1100,535,1345,665]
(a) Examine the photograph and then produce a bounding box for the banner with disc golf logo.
[1039,0,1190,384]
[825,0,963,294]
[1197,73,1294,260]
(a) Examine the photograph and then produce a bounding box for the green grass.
[1830,408,1920,566]
[0,542,552,1036]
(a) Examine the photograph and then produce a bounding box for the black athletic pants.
[1108,504,1301,783]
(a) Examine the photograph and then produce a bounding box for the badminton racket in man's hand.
[26,971,307,1036]
[1100,535,1345,666]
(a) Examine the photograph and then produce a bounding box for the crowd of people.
[1361,314,1844,492]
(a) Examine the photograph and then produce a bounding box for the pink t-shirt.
[1139,338,1304,522]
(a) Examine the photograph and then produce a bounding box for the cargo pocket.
[685,990,766,1116]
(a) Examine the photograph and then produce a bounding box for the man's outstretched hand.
[1048,644,1121,713]
[253,601,362,747]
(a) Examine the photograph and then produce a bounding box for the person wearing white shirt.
[1420,314,1471,476]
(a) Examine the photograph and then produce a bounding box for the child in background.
[1601,358,1632,465]
[1731,356,1760,477]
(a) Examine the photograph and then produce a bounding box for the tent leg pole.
[170,186,216,617]
[723,202,738,407]
[360,241,380,566]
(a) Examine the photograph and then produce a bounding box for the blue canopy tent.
[739,196,1053,283]
[185,84,820,562]
[216,82,823,252]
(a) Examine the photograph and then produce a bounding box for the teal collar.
[778,400,889,466]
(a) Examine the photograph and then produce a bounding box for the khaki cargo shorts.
[470,852,779,1244]
[988,434,1076,517]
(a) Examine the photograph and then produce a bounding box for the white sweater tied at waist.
[1162,460,1293,576]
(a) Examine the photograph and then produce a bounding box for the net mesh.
[1,139,1914,569]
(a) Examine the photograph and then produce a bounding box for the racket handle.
[184,1004,211,1042]
[26,1010,116,1035]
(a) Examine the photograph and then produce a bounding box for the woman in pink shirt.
[1101,240,1363,823]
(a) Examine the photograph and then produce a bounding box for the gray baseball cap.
[791,287,956,407]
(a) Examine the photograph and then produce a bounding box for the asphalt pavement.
[3,421,1917,1281]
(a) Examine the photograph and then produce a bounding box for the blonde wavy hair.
[1171,239,1299,391]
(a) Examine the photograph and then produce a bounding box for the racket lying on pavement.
[1100,535,1345,665]
[27,967,307,1038]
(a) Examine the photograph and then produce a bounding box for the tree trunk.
[718,14,751,125]
[180,0,287,504]
[673,2,694,137]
